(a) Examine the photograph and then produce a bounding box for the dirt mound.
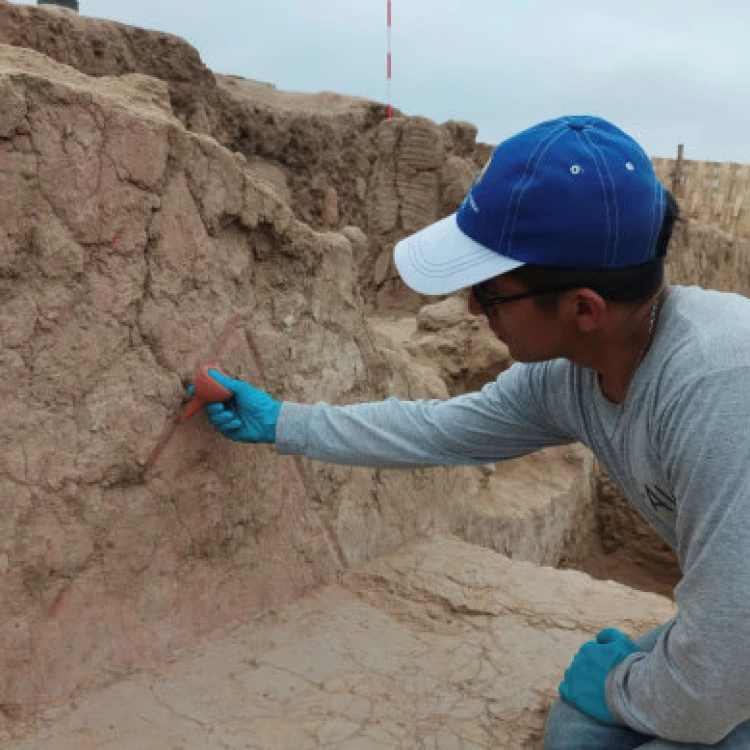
[0,1,219,125]
[0,1,487,314]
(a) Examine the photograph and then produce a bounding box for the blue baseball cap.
[394,115,668,295]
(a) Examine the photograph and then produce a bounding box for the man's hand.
[199,370,281,444]
[559,627,639,724]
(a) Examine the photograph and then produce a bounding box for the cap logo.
[463,156,493,214]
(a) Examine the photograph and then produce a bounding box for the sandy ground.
[0,536,674,750]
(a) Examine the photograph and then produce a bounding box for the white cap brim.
[394,214,524,295]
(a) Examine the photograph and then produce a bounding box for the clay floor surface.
[0,536,674,750]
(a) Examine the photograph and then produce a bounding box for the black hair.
[506,189,680,307]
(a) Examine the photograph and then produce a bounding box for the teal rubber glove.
[559,628,639,724]
[201,370,281,444]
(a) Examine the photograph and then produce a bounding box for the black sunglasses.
[471,282,583,311]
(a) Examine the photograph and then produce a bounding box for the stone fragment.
[417,296,469,331]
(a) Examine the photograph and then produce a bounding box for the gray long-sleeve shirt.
[276,285,750,743]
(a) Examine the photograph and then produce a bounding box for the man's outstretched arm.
[201,362,576,468]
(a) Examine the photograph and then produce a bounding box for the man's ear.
[559,288,607,333]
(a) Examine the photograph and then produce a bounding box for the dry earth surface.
[0,537,675,750]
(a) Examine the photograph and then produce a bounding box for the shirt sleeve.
[275,361,575,468]
[606,366,750,744]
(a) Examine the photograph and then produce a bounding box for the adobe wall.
[0,39,487,716]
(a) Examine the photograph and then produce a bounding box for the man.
[198,116,750,748]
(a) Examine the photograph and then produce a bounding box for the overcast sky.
[12,0,750,163]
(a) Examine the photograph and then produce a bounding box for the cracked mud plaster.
[0,44,481,718]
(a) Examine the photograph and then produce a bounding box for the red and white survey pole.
[386,0,392,118]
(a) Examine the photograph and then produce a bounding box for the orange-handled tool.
[180,364,233,423]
